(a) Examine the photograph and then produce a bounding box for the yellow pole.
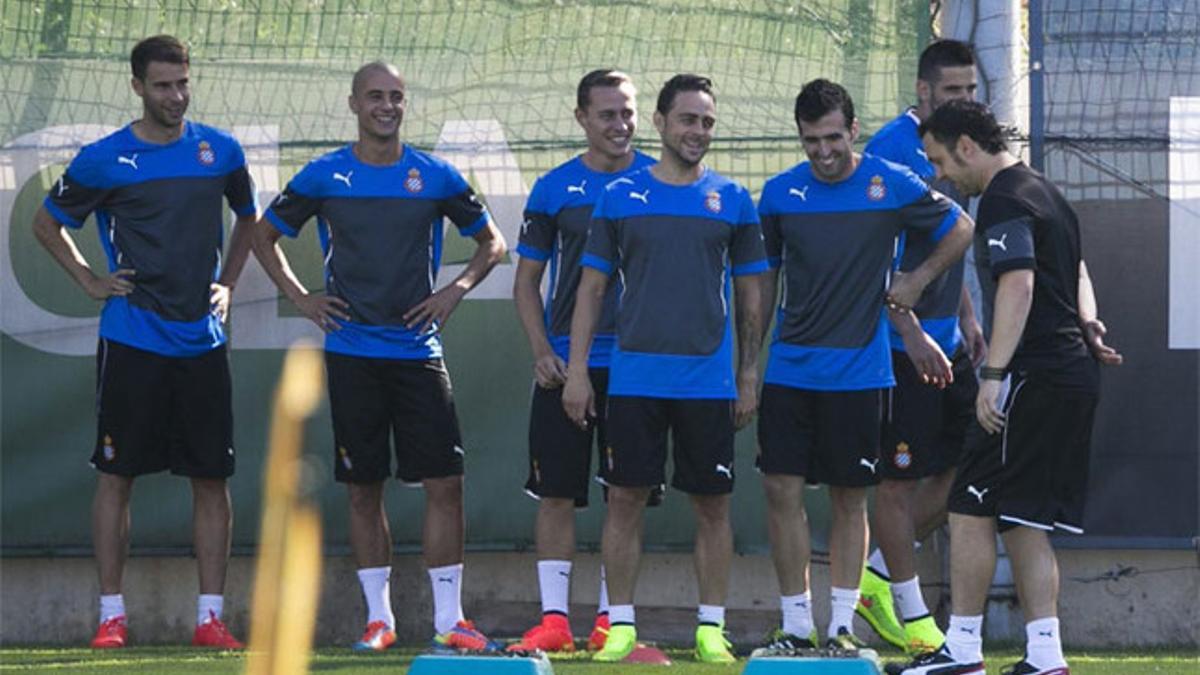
[246,342,325,675]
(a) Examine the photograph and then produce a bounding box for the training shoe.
[1000,658,1070,674]
[352,620,397,652]
[506,613,575,652]
[755,627,819,652]
[903,615,946,655]
[592,624,636,662]
[826,627,867,651]
[887,644,985,674]
[857,566,907,650]
[586,612,610,651]
[192,611,244,649]
[90,616,127,649]
[694,623,736,664]
[432,619,501,652]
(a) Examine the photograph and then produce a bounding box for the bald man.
[251,61,507,652]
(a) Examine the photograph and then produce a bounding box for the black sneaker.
[1000,658,1069,675]
[748,627,819,657]
[886,645,985,674]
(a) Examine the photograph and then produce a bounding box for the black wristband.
[979,366,1006,381]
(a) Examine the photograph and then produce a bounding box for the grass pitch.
[1,647,1197,674]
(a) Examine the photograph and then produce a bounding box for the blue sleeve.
[44,148,110,229]
[265,163,321,238]
[222,140,257,216]
[517,177,555,261]
[730,189,768,276]
[437,166,490,237]
[582,189,617,275]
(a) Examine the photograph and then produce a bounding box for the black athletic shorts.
[757,384,882,488]
[525,368,611,507]
[326,352,464,484]
[92,338,234,478]
[880,348,978,480]
[605,396,734,495]
[948,364,1099,533]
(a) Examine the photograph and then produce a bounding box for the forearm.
[759,269,779,343]
[446,226,507,295]
[958,283,979,326]
[985,270,1034,370]
[250,221,310,304]
[513,262,555,359]
[734,274,764,376]
[1077,259,1098,322]
[217,213,258,288]
[32,207,100,291]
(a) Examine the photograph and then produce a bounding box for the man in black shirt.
[892,101,1122,675]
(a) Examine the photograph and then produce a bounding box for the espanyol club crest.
[867,174,887,201]
[893,441,912,469]
[102,434,116,462]
[197,140,216,166]
[704,190,722,213]
[404,168,424,193]
[339,446,353,471]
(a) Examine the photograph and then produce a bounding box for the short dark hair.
[794,78,855,129]
[656,74,714,116]
[919,99,1008,154]
[130,35,188,81]
[577,69,634,110]
[918,39,975,83]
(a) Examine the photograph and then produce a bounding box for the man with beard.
[33,34,256,649]
[251,61,507,652]
[754,79,972,652]
[562,73,768,664]
[857,39,986,655]
[893,99,1121,675]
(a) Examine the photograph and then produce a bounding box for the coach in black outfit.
[889,100,1122,675]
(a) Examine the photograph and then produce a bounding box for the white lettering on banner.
[1169,97,1200,350]
[1,124,113,356]
[1,120,526,354]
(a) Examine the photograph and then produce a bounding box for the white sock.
[428,563,466,634]
[537,559,572,616]
[609,604,635,626]
[945,614,984,663]
[197,594,223,625]
[866,548,890,578]
[597,564,610,615]
[828,586,860,637]
[697,604,725,627]
[780,591,814,638]
[357,566,395,629]
[1025,617,1066,668]
[892,576,930,621]
[99,594,125,623]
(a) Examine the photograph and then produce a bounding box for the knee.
[762,475,804,513]
[830,487,868,518]
[875,479,912,506]
[691,495,731,528]
[606,486,649,519]
[347,482,385,515]
[423,475,463,509]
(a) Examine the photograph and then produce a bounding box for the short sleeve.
[978,193,1036,278]
[223,142,257,216]
[582,190,618,276]
[516,178,555,261]
[730,189,768,276]
[894,165,961,243]
[438,168,490,237]
[265,168,322,238]
[757,189,782,268]
[43,152,110,229]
